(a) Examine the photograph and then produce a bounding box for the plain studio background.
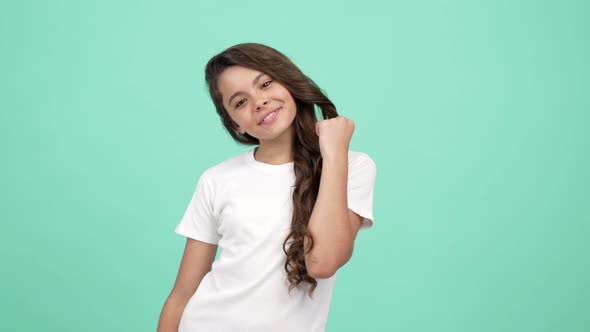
[1,0,588,331]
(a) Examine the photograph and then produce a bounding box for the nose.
[255,98,269,111]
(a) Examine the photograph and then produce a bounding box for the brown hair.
[204,43,338,298]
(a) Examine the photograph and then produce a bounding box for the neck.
[254,146,293,165]
[254,126,294,165]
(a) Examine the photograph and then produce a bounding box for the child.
[157,43,377,332]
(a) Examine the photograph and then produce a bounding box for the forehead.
[217,66,266,96]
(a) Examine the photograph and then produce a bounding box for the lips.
[258,107,281,125]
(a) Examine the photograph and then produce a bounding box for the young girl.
[157,43,377,332]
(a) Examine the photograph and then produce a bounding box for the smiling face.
[217,66,298,143]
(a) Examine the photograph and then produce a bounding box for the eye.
[261,80,272,88]
[235,99,246,109]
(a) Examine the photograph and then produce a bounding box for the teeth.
[263,111,276,121]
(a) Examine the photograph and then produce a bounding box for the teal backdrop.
[1,0,588,331]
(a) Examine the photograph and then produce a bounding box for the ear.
[232,122,245,135]
[229,118,239,132]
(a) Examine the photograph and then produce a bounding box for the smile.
[259,108,281,126]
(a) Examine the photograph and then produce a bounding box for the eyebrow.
[227,72,266,108]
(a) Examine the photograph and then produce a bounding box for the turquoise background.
[1,0,588,331]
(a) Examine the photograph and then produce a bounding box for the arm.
[304,153,364,279]
[157,238,217,332]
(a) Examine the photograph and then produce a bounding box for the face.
[217,66,297,143]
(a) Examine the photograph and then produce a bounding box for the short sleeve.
[174,171,222,244]
[347,153,377,231]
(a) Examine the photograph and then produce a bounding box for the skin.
[217,65,298,165]
[217,65,364,278]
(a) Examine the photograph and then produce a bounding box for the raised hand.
[315,116,355,161]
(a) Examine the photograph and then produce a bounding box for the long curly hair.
[204,43,338,298]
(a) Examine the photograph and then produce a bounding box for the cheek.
[277,88,295,104]
[225,112,241,126]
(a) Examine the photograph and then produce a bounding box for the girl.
[157,43,377,332]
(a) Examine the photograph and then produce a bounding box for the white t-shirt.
[175,148,377,332]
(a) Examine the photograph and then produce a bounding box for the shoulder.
[348,150,377,172]
[199,150,252,182]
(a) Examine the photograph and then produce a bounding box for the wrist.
[321,150,348,164]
